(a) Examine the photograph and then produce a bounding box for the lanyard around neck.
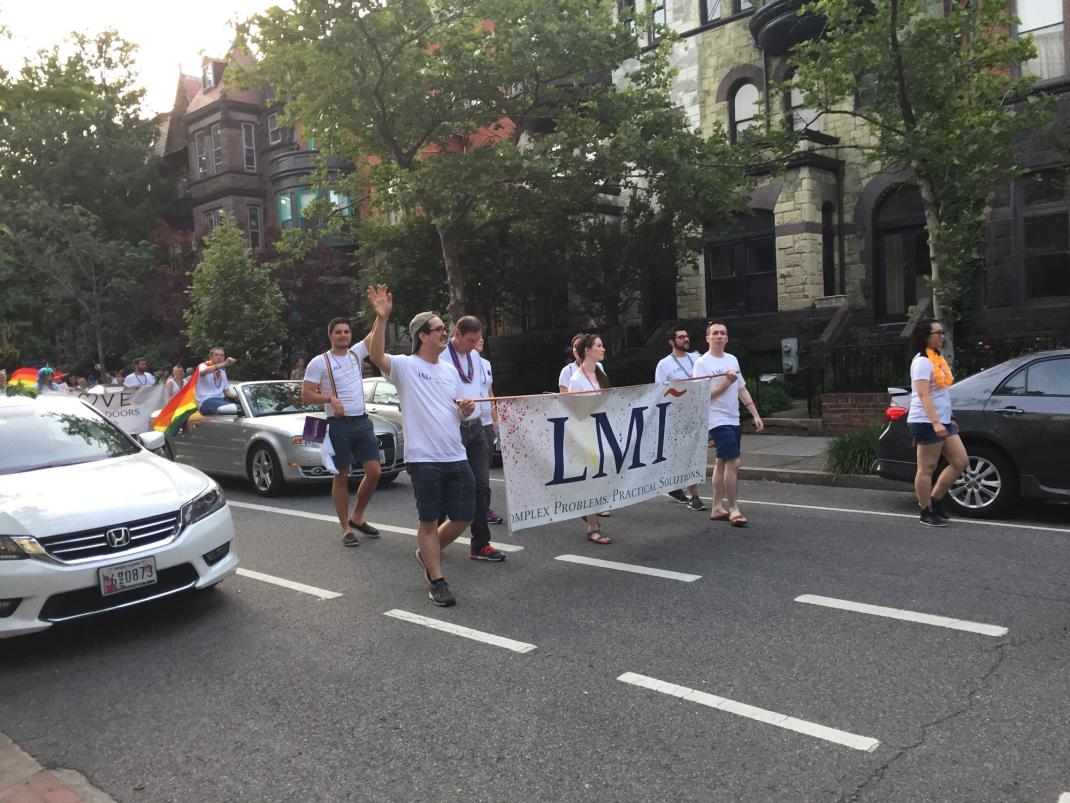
[670,352,694,377]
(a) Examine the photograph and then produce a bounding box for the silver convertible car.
[165,380,405,497]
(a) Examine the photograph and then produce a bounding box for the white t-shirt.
[165,377,183,398]
[387,354,467,463]
[567,365,604,393]
[655,351,700,383]
[693,351,743,428]
[478,356,495,426]
[304,341,369,417]
[559,361,604,389]
[123,372,157,389]
[908,352,953,424]
[195,361,230,406]
[445,345,488,422]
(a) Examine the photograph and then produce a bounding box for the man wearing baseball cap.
[366,285,476,608]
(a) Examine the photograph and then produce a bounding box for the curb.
[0,734,115,803]
[736,466,905,492]
[702,463,905,492]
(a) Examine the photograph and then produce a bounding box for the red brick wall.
[822,393,891,435]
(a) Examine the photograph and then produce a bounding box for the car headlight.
[0,536,46,560]
[180,484,226,530]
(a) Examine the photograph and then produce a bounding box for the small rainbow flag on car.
[8,367,44,388]
[151,374,199,437]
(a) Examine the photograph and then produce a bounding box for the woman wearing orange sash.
[908,320,968,526]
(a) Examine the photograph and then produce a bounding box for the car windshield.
[242,382,322,417]
[0,401,140,475]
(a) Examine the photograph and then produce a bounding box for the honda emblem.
[105,527,131,548]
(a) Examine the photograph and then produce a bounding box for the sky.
[0,0,288,115]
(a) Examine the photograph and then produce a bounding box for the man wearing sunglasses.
[366,285,477,608]
[654,323,705,511]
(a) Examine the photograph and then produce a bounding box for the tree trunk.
[917,177,956,360]
[436,222,466,323]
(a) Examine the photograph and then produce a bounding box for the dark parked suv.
[876,349,1070,518]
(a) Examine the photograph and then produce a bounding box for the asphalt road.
[2,471,1069,802]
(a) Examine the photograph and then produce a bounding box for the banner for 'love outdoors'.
[497,379,711,532]
[77,385,169,434]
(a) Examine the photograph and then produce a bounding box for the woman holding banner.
[567,334,614,545]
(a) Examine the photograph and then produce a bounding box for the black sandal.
[349,519,380,537]
[586,530,612,545]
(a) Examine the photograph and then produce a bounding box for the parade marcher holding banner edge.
[301,317,382,547]
[366,284,477,608]
[693,322,763,527]
[654,324,705,512]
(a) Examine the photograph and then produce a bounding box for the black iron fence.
[827,334,1063,396]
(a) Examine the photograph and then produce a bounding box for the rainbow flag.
[8,368,40,388]
[152,373,199,437]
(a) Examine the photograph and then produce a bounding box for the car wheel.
[247,445,285,497]
[946,445,1017,519]
[378,471,398,487]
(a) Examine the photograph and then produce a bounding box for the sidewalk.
[0,735,113,803]
[710,433,903,492]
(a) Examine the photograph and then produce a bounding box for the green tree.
[185,216,287,379]
[2,202,154,373]
[787,0,1053,356]
[244,0,755,322]
[0,30,167,368]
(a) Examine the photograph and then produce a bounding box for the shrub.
[825,421,884,475]
[745,378,793,415]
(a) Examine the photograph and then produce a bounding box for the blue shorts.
[709,425,742,461]
[408,461,475,523]
[198,397,228,415]
[327,415,380,469]
[908,421,958,445]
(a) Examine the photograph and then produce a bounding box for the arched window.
[874,185,930,322]
[730,82,760,141]
[785,69,820,132]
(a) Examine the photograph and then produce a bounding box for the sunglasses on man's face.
[426,324,447,334]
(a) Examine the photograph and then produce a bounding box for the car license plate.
[99,557,157,596]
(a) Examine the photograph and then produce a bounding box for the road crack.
[836,624,1070,802]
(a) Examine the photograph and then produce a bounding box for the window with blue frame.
[276,189,353,231]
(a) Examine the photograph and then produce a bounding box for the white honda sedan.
[0,394,238,638]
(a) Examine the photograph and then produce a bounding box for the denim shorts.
[908,421,958,445]
[708,425,742,461]
[327,415,380,469]
[408,460,475,523]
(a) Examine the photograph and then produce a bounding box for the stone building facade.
[629,0,1070,356]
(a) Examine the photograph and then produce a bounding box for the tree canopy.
[244,0,756,322]
[787,0,1053,353]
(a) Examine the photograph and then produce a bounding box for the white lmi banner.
[497,379,711,532]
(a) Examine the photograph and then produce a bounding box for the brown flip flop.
[709,512,730,521]
[729,512,748,527]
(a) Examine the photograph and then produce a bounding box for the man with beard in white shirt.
[366,285,477,608]
[692,321,763,527]
[654,323,705,511]
[123,357,157,389]
[302,317,383,548]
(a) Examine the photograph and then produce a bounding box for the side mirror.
[216,403,239,415]
[139,431,166,451]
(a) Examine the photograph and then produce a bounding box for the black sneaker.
[666,489,689,504]
[343,532,360,547]
[930,496,951,522]
[687,495,706,511]
[920,507,947,527]
[415,549,432,585]
[428,578,456,607]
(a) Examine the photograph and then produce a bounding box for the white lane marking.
[490,482,1070,535]
[227,499,523,552]
[618,672,880,752]
[1056,793,1070,803]
[795,594,1008,637]
[555,554,701,582]
[236,568,342,600]
[384,609,536,653]
[699,496,1070,536]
